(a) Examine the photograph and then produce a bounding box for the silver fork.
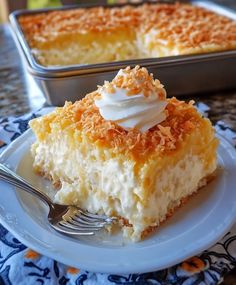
[0,163,116,236]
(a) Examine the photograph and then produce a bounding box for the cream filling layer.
[31,138,217,241]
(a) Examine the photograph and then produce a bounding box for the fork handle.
[0,163,52,207]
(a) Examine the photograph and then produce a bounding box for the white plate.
[0,130,236,274]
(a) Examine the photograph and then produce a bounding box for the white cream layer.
[32,137,216,241]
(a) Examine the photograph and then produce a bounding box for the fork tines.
[53,208,116,236]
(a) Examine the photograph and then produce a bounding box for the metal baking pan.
[9,0,236,106]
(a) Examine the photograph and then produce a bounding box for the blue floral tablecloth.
[0,104,236,285]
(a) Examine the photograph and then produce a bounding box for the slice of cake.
[29,66,218,241]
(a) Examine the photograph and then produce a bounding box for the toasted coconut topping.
[19,3,236,49]
[103,66,166,98]
[18,5,140,43]
[140,3,236,48]
[46,93,207,160]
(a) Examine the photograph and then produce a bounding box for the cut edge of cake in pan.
[19,2,236,66]
[29,66,218,241]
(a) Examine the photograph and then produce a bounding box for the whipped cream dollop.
[95,66,168,132]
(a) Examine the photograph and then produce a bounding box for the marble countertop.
[0,1,236,283]
[0,25,45,117]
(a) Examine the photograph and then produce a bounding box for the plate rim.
[0,129,236,274]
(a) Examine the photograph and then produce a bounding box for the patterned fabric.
[0,104,236,285]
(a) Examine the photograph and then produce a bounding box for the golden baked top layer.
[31,92,213,161]
[19,2,236,49]
[19,5,140,42]
[140,3,236,48]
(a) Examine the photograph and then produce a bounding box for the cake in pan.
[29,66,218,241]
[19,2,236,66]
